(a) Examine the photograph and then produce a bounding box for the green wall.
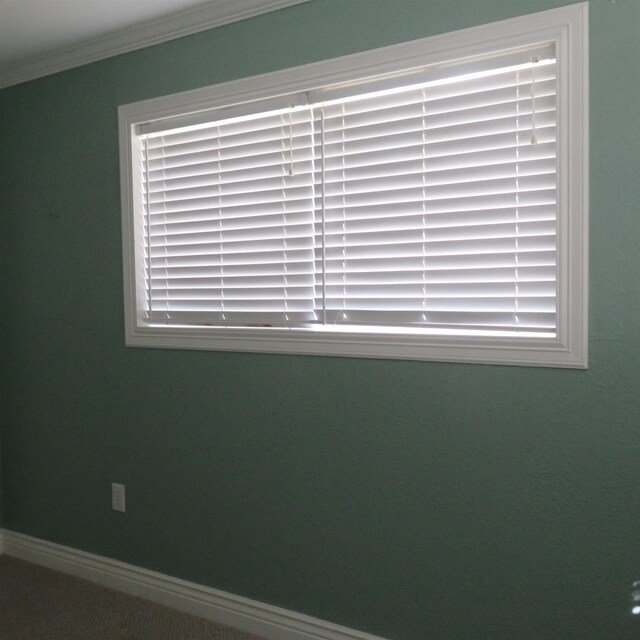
[1,1,640,638]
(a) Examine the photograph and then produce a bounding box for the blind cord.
[421,88,428,325]
[530,56,539,145]
[320,108,327,326]
[217,125,225,323]
[515,72,521,328]
[143,137,153,320]
[161,146,170,322]
[340,103,347,323]
[288,106,295,176]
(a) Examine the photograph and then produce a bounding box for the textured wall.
[1,1,640,639]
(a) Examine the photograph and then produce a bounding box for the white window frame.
[119,2,588,367]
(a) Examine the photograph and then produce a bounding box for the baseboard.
[1,529,388,640]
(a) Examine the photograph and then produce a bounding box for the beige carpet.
[0,555,266,640]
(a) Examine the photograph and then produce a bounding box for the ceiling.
[0,0,309,88]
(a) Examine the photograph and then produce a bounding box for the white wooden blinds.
[143,107,317,326]
[139,45,557,336]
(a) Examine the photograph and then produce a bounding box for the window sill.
[126,324,587,368]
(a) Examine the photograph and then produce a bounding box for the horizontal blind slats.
[150,261,316,275]
[141,57,557,333]
[317,87,555,134]
[148,311,320,325]
[319,65,556,118]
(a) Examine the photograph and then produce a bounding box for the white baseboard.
[0,529,388,640]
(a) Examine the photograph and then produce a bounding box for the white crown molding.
[0,0,313,90]
[1,530,389,640]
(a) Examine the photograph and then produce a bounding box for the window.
[120,2,588,367]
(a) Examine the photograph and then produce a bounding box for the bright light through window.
[119,3,588,367]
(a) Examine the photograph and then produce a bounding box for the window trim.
[119,2,588,367]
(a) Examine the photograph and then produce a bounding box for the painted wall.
[1,1,640,639]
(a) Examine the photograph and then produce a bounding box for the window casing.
[120,3,588,367]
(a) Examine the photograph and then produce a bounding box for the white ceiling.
[0,0,309,88]
[0,0,214,66]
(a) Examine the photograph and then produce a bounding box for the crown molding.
[0,0,312,90]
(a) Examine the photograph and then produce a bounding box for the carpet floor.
[0,555,266,640]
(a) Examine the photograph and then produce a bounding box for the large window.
[120,3,588,367]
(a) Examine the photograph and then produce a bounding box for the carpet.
[0,555,266,640]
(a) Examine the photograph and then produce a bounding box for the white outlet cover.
[111,483,126,513]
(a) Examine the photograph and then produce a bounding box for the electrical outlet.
[111,483,126,513]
